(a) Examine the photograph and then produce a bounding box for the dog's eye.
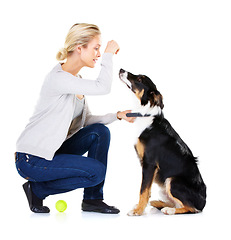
[137,77,142,82]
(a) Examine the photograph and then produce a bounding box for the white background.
[1,0,230,239]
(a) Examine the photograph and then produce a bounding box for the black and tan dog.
[119,69,206,215]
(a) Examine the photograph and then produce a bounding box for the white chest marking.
[133,105,161,139]
[134,116,154,139]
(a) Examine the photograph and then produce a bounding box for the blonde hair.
[56,23,101,61]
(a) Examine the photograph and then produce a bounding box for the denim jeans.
[15,123,110,200]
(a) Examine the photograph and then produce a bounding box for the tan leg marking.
[150,200,174,209]
[174,206,198,214]
[161,206,199,215]
[135,139,145,160]
[165,178,184,208]
[128,187,151,216]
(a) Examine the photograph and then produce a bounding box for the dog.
[119,69,206,215]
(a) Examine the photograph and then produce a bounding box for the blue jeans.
[15,123,110,200]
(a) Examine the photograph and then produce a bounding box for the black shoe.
[82,199,120,214]
[23,182,50,213]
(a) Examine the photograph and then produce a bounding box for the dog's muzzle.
[119,69,132,89]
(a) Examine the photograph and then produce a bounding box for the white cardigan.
[16,53,117,160]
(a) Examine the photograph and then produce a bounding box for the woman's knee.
[90,123,110,141]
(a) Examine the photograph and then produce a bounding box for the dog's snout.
[119,69,125,74]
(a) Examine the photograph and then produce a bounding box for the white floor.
[2,186,228,240]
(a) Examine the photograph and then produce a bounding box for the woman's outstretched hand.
[105,40,120,55]
[117,110,136,123]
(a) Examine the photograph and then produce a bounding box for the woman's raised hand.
[105,40,120,55]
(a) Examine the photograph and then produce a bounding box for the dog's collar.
[126,112,151,117]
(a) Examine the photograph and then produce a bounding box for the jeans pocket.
[15,153,35,181]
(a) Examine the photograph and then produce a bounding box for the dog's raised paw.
[161,207,176,215]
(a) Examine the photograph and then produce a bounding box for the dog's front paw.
[127,205,144,216]
[127,209,142,216]
[161,207,176,215]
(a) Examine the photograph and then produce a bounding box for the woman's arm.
[49,40,119,96]
[84,103,117,127]
[49,53,113,95]
[84,104,135,127]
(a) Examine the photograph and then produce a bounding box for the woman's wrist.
[117,111,122,120]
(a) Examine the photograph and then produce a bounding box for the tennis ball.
[55,200,67,212]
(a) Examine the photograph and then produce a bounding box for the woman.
[15,23,135,214]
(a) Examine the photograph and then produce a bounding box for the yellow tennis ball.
[55,200,67,212]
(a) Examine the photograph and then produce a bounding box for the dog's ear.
[150,91,164,109]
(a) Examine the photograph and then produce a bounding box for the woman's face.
[80,35,102,68]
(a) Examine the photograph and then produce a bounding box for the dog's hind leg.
[128,163,156,216]
[161,206,199,215]
[161,178,199,215]
[150,200,174,210]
